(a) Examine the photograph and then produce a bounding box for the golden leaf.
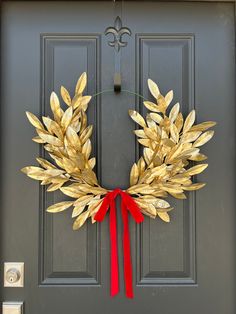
[80,95,92,110]
[127,183,149,193]
[81,169,98,185]
[26,112,44,130]
[193,130,214,147]
[139,195,157,203]
[50,176,68,184]
[70,119,81,133]
[37,129,63,147]
[60,186,85,198]
[49,154,64,168]
[72,206,86,218]
[138,169,152,184]
[89,186,107,195]
[170,192,186,199]
[143,148,154,164]
[63,157,77,173]
[183,110,195,133]
[170,124,179,143]
[32,136,45,144]
[137,202,156,218]
[61,86,71,106]
[42,116,53,134]
[50,92,62,122]
[80,110,87,132]
[130,163,139,186]
[75,72,87,95]
[75,153,86,169]
[73,95,92,111]
[47,201,74,213]
[36,157,56,169]
[27,172,49,181]
[154,199,170,209]
[73,195,94,207]
[176,148,200,160]
[44,169,64,176]
[166,143,183,163]
[128,184,155,194]
[149,112,163,124]
[156,94,167,113]
[169,103,180,123]
[143,101,159,113]
[175,112,184,132]
[66,126,81,150]
[21,166,43,175]
[61,106,73,131]
[150,164,167,178]
[78,185,107,195]
[185,164,208,175]
[162,138,175,148]
[147,79,160,99]
[82,139,92,160]
[157,212,170,222]
[73,210,90,230]
[182,183,206,191]
[160,184,183,194]
[88,199,103,216]
[169,176,191,184]
[47,182,64,192]
[80,125,93,144]
[137,157,146,174]
[146,114,157,129]
[188,153,207,161]
[42,117,63,140]
[134,130,147,138]
[144,127,158,141]
[180,131,201,143]
[165,90,173,107]
[129,110,146,128]
[190,121,216,132]
[138,139,151,147]
[71,94,82,108]
[88,157,96,169]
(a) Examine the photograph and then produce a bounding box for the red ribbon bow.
[94,188,144,298]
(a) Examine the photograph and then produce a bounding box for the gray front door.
[1,1,235,313]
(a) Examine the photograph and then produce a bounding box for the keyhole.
[6,268,20,284]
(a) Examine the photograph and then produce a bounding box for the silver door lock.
[4,263,24,287]
[6,268,21,283]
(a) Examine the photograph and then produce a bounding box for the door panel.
[136,35,195,284]
[1,2,235,314]
[41,34,101,285]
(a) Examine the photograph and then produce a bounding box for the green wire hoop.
[92,89,148,101]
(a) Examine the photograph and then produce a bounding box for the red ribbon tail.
[121,200,134,298]
[110,197,119,297]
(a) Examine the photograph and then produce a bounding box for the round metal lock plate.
[6,268,21,283]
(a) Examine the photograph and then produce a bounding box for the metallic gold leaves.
[22,73,215,228]
[128,80,215,222]
[22,72,108,229]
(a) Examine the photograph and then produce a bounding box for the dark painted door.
[1,1,235,313]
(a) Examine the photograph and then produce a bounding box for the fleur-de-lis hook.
[105,16,131,52]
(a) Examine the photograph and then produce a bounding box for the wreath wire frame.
[22,72,216,229]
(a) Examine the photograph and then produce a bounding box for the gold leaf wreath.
[22,72,215,228]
